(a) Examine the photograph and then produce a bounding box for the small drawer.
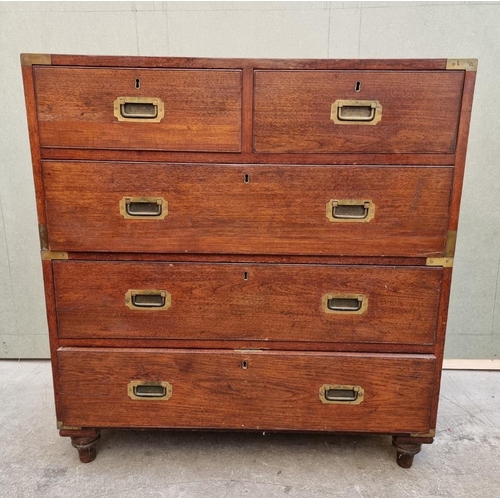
[43,162,453,257]
[53,261,442,346]
[58,348,436,433]
[34,67,242,152]
[253,70,463,153]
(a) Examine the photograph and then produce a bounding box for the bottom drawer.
[58,349,435,434]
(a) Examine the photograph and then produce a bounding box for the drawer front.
[43,162,453,256]
[58,349,435,433]
[254,70,463,153]
[34,67,241,152]
[54,261,441,345]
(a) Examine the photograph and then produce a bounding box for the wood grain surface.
[43,162,453,256]
[34,67,241,151]
[59,252,428,265]
[48,54,448,71]
[40,148,456,166]
[21,56,477,451]
[53,261,442,345]
[58,348,436,433]
[56,338,436,354]
[254,71,464,153]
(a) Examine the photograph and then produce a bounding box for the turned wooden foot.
[60,429,100,463]
[392,436,432,468]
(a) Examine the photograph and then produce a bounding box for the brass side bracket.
[410,429,436,438]
[445,230,457,258]
[21,53,52,66]
[38,224,49,251]
[42,251,68,261]
[426,257,453,268]
[57,421,81,430]
[446,58,478,71]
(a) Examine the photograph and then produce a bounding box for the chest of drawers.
[22,54,477,468]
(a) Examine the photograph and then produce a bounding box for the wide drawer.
[34,67,241,152]
[58,349,435,432]
[253,70,463,153]
[43,162,453,257]
[53,261,441,345]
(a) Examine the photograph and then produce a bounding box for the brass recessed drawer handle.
[328,297,362,312]
[127,201,161,217]
[319,384,364,405]
[125,289,172,311]
[114,97,165,122]
[133,293,165,308]
[330,99,382,125]
[128,380,172,400]
[119,196,168,220]
[333,201,369,220]
[326,199,375,223]
[322,293,368,315]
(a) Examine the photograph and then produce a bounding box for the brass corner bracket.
[41,250,68,261]
[39,224,68,260]
[426,231,457,268]
[446,58,478,71]
[21,53,52,66]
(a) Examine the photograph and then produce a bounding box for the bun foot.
[395,448,419,468]
[60,429,100,463]
[71,433,100,463]
[392,436,428,469]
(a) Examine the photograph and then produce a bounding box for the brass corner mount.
[21,53,52,66]
[446,59,478,71]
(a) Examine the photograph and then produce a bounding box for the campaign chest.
[21,54,477,467]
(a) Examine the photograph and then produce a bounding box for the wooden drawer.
[34,67,241,152]
[53,261,441,345]
[253,70,463,153]
[58,348,435,433]
[43,162,453,257]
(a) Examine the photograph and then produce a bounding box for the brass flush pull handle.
[114,97,165,122]
[128,380,172,400]
[125,289,172,311]
[326,200,375,223]
[119,196,168,220]
[330,99,382,125]
[132,293,165,308]
[328,297,362,312]
[127,201,161,217]
[319,384,364,405]
[322,293,368,315]
[333,201,369,220]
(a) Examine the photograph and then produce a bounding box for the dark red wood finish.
[43,162,453,257]
[40,148,455,166]
[56,338,436,354]
[58,348,436,433]
[34,67,242,152]
[21,55,477,467]
[428,70,477,431]
[53,261,442,345]
[49,55,448,71]
[254,71,464,154]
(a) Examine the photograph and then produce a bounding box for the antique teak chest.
[22,54,477,467]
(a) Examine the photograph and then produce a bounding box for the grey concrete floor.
[0,361,499,498]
